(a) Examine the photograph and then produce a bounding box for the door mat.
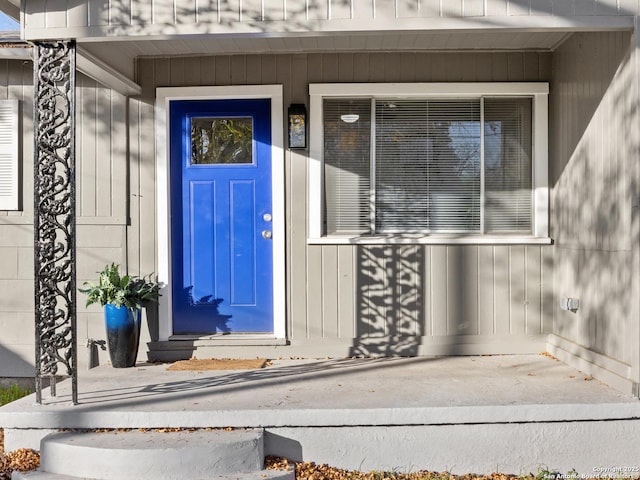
[166,358,269,371]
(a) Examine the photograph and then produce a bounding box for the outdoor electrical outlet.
[560,297,580,313]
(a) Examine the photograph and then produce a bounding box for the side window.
[0,99,19,211]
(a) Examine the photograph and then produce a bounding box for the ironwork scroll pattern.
[33,41,77,404]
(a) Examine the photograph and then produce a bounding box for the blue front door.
[170,99,273,334]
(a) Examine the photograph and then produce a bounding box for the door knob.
[262,230,272,239]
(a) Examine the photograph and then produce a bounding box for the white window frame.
[0,99,20,211]
[308,83,550,245]
[155,85,286,341]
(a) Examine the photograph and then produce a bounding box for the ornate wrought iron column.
[33,41,78,405]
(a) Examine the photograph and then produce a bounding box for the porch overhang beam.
[77,47,141,97]
[0,43,140,96]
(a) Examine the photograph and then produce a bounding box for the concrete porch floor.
[2,354,640,474]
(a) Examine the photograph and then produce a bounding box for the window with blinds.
[323,96,533,235]
[484,98,532,233]
[323,99,372,235]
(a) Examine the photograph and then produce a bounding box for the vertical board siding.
[28,0,638,34]
[321,245,339,338]
[550,31,635,366]
[127,60,157,352]
[509,246,526,335]
[0,61,130,374]
[95,85,116,217]
[0,59,35,376]
[493,245,511,335]
[337,246,356,339]
[447,246,478,336]
[551,32,632,250]
[430,245,448,337]
[137,51,552,354]
[76,75,128,221]
[78,74,97,217]
[525,246,542,335]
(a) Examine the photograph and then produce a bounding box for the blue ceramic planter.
[104,304,141,368]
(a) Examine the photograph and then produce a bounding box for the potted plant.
[79,264,160,368]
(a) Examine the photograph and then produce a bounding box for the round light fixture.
[340,114,360,123]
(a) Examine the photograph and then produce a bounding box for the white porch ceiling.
[80,30,572,83]
[85,30,571,56]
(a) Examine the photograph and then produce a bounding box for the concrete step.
[146,339,288,363]
[13,468,295,480]
[29,429,278,480]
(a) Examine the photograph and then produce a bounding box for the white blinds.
[375,100,480,232]
[0,100,19,211]
[322,96,532,235]
[323,99,372,234]
[484,98,532,233]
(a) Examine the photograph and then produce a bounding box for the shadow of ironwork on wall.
[350,245,424,357]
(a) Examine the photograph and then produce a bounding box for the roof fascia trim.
[0,0,19,22]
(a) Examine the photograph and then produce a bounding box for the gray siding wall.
[0,59,129,376]
[549,31,639,391]
[135,51,553,357]
[0,59,37,377]
[22,0,638,40]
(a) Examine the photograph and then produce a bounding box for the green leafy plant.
[79,263,160,310]
[534,467,561,480]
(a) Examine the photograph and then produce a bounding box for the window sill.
[307,235,553,246]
